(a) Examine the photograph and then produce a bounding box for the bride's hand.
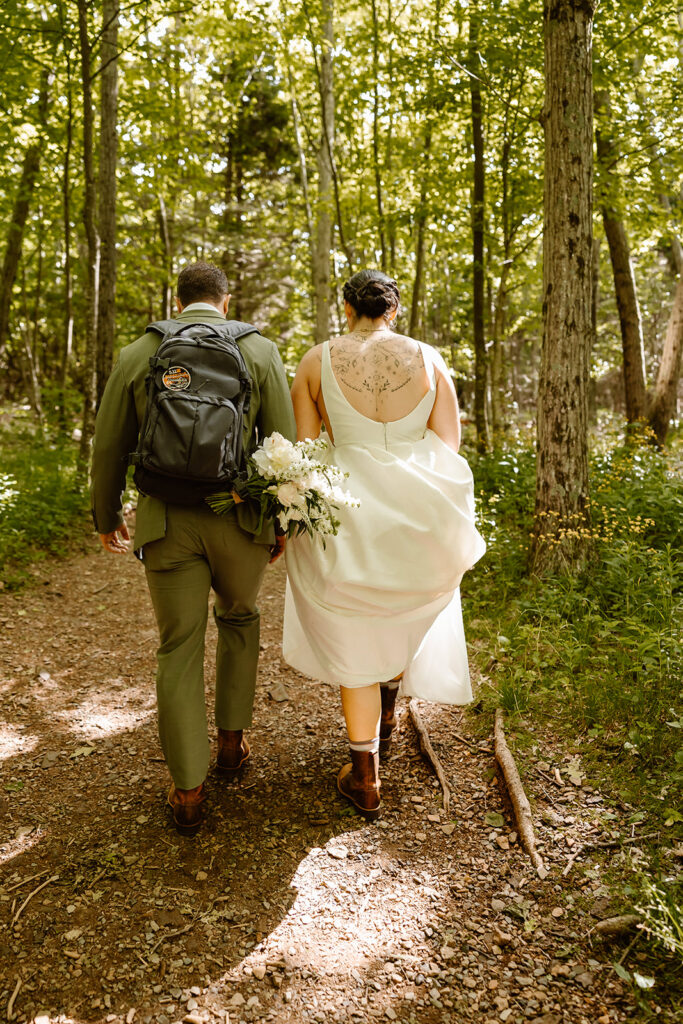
[269,534,286,564]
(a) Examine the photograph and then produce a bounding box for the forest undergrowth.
[0,405,90,589]
[466,414,683,976]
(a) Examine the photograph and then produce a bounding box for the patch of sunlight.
[265,838,436,970]
[0,723,38,763]
[55,691,156,741]
[0,828,43,866]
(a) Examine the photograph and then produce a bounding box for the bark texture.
[595,90,647,424]
[649,271,683,446]
[78,0,100,463]
[532,0,595,573]
[96,0,120,405]
[313,0,334,344]
[469,4,490,452]
[0,69,50,358]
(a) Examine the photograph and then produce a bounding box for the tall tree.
[595,89,648,424]
[649,272,683,445]
[96,0,119,404]
[532,0,595,573]
[78,0,100,462]
[370,0,387,271]
[0,66,50,359]
[310,0,335,343]
[468,2,490,452]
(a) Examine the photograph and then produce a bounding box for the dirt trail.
[0,525,646,1024]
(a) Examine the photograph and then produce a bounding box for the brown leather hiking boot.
[167,782,206,837]
[379,683,399,755]
[337,748,382,820]
[216,729,251,777]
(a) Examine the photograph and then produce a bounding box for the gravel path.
[0,524,661,1023]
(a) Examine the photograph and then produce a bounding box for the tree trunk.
[0,68,50,360]
[531,0,595,574]
[370,0,387,270]
[60,53,74,429]
[96,0,119,405]
[408,130,431,339]
[385,0,396,272]
[469,3,490,452]
[313,0,335,343]
[158,194,173,319]
[490,261,510,440]
[283,47,315,319]
[78,0,100,464]
[649,272,683,445]
[18,258,45,428]
[595,90,647,424]
[409,0,441,339]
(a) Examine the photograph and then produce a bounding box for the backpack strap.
[146,319,262,341]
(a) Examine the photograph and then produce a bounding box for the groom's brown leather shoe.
[167,782,206,837]
[216,729,251,777]
[337,749,382,821]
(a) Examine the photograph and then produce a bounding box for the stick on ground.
[494,708,546,878]
[592,914,643,939]
[408,699,451,815]
[7,976,22,1021]
[10,874,59,927]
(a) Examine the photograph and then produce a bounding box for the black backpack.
[130,318,259,505]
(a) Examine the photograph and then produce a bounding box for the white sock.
[349,737,380,754]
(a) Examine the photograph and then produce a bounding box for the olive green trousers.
[143,505,271,790]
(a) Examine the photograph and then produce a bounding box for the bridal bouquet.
[206,432,359,540]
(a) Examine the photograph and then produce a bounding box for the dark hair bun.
[343,269,401,319]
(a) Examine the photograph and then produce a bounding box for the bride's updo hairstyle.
[343,269,401,321]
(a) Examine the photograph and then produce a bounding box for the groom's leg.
[143,508,212,791]
[204,515,271,730]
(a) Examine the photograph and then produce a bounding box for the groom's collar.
[179,302,225,314]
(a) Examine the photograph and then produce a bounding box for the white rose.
[276,482,303,507]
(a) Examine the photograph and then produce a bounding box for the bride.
[283,269,485,819]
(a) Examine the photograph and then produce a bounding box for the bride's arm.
[427,355,461,453]
[291,346,323,442]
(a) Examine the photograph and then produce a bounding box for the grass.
[462,417,683,1002]
[0,411,90,589]
[465,421,682,826]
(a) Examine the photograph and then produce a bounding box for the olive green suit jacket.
[90,308,296,553]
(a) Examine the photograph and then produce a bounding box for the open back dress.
[283,339,486,703]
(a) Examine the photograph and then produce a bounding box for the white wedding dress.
[283,339,486,704]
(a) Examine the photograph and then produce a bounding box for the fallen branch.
[452,731,491,753]
[592,914,643,939]
[409,699,451,815]
[11,874,59,927]
[7,976,21,1021]
[3,868,50,894]
[493,709,546,879]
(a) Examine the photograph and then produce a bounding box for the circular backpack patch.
[162,366,191,391]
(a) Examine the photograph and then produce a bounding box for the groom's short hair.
[177,261,229,306]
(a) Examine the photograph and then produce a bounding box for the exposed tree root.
[409,699,452,815]
[494,709,547,878]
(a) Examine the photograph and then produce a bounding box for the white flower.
[252,432,304,478]
[276,481,304,508]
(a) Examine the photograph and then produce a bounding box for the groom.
[90,261,296,835]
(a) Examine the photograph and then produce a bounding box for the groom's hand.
[100,522,130,554]
[269,534,286,564]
